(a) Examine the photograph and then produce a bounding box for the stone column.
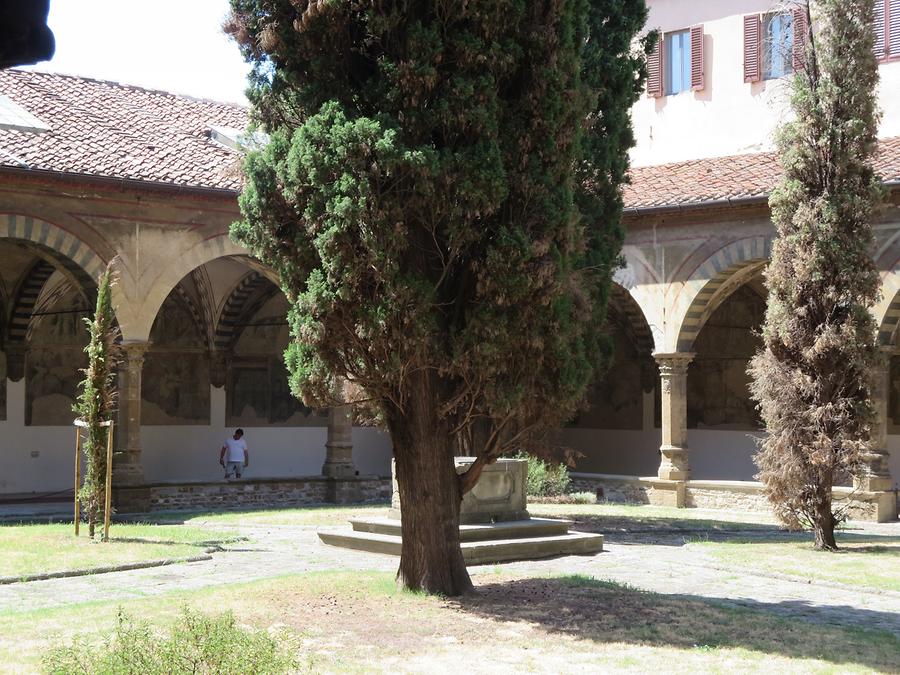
[115,340,150,486]
[655,352,695,481]
[856,347,895,493]
[322,404,357,478]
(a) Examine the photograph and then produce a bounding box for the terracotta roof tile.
[4,69,899,206]
[0,69,247,191]
[625,137,900,210]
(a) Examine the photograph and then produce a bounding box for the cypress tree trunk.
[811,480,838,551]
[388,371,472,596]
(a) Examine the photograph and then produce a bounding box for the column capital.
[654,352,695,367]
[119,340,150,368]
[654,352,695,381]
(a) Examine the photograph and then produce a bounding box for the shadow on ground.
[549,511,900,547]
[451,575,900,671]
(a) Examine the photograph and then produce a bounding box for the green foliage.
[519,453,571,497]
[226,0,649,593]
[226,0,650,451]
[73,266,118,539]
[565,491,597,504]
[43,607,296,674]
[748,0,883,548]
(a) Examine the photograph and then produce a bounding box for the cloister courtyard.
[0,501,897,673]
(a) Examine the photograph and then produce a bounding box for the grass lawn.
[151,503,391,527]
[0,522,236,579]
[2,570,897,673]
[690,537,900,592]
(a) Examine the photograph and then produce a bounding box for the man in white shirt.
[219,428,249,479]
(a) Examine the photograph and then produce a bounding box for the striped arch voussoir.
[6,259,55,344]
[878,293,900,347]
[609,284,656,355]
[0,214,105,300]
[675,236,773,352]
[214,272,276,352]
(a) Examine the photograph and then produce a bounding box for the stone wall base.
[114,476,390,513]
[570,473,899,523]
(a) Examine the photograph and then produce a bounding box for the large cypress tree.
[749,0,882,549]
[227,0,648,594]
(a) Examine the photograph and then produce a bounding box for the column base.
[113,450,144,486]
[112,485,151,513]
[860,490,898,522]
[322,463,359,479]
[322,442,357,479]
[325,477,364,504]
[645,479,686,508]
[658,445,690,481]
[854,475,894,493]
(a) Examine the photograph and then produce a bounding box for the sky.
[23,0,251,105]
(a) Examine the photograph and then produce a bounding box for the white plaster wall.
[632,0,900,167]
[687,429,763,480]
[0,380,75,495]
[2,382,393,496]
[141,387,393,483]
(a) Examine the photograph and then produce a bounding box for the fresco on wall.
[227,358,324,427]
[227,296,325,427]
[688,284,764,430]
[570,328,651,430]
[0,353,6,421]
[25,295,89,426]
[142,291,211,424]
[142,351,211,424]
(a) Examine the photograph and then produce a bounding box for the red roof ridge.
[9,68,248,110]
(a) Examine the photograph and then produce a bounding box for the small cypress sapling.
[73,266,119,539]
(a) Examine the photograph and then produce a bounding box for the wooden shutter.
[647,36,663,97]
[690,25,704,90]
[743,14,761,82]
[691,24,703,91]
[890,0,900,58]
[875,0,887,58]
[792,6,808,72]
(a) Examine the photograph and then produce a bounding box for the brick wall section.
[570,475,652,504]
[139,477,390,512]
[569,473,898,521]
[685,485,771,512]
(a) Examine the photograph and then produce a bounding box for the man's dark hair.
[235,428,244,436]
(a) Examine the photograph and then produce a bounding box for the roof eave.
[624,179,900,216]
[0,165,241,200]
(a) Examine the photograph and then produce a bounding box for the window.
[646,26,704,97]
[874,0,900,61]
[665,29,692,95]
[762,13,793,79]
[744,9,805,83]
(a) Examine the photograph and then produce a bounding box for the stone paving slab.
[0,520,897,638]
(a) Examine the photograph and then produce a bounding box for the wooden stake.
[103,421,114,542]
[74,425,81,536]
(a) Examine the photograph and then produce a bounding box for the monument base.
[320,457,603,564]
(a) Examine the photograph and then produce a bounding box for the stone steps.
[348,515,574,542]
[318,517,603,565]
